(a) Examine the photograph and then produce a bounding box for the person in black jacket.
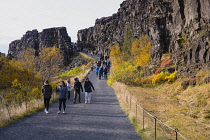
[84,77,95,104]
[73,77,83,104]
[41,80,52,114]
[98,66,104,80]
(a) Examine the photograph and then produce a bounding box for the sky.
[0,0,124,54]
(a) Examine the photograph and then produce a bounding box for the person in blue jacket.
[95,66,99,76]
[56,81,68,114]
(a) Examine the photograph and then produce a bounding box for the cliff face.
[77,0,210,77]
[8,27,73,66]
[0,52,5,57]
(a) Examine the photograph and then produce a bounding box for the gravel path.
[0,66,142,140]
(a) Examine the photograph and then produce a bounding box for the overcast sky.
[0,0,124,54]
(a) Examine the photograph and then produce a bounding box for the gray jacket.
[56,86,68,99]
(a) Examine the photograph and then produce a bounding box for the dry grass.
[79,52,95,61]
[0,52,93,128]
[0,68,90,128]
[0,92,58,128]
[112,80,210,140]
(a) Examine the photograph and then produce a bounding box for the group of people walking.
[95,55,111,80]
[41,77,95,114]
[41,54,110,114]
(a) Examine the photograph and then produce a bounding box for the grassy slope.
[112,79,210,140]
[0,53,92,128]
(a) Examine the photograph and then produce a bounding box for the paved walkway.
[0,65,142,140]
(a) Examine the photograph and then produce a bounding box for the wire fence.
[116,87,188,140]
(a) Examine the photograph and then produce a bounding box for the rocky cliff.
[8,27,73,66]
[77,0,210,77]
[0,52,5,57]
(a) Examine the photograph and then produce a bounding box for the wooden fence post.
[154,116,157,140]
[143,109,145,130]
[136,104,137,123]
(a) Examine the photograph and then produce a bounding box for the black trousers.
[59,99,67,111]
[44,98,51,111]
[74,91,81,102]
[68,91,71,100]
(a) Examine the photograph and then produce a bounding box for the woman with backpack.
[84,77,95,104]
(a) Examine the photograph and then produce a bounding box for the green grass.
[59,67,84,78]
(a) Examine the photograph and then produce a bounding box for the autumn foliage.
[131,35,151,67]
[109,35,151,85]
[0,47,63,120]
[109,35,177,86]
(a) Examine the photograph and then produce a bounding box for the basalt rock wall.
[8,27,73,66]
[77,0,210,77]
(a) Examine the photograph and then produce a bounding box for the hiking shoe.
[57,111,61,114]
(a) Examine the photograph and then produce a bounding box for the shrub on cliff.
[109,35,151,86]
[59,67,84,78]
[152,71,177,85]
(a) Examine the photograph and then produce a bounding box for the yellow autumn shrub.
[131,35,151,67]
[152,71,177,85]
[152,72,169,85]
[165,71,177,82]
[107,79,113,86]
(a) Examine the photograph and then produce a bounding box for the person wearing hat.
[73,77,83,104]
[41,80,52,114]
[84,77,95,104]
